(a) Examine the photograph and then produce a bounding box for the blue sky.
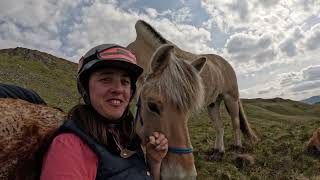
[0,0,320,101]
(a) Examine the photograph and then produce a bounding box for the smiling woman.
[40,44,169,180]
[88,68,132,121]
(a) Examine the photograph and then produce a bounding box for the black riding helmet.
[77,44,143,104]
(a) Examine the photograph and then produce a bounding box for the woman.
[40,44,168,180]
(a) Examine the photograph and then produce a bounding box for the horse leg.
[207,101,224,160]
[224,94,242,148]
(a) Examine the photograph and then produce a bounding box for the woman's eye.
[100,77,111,82]
[122,79,131,85]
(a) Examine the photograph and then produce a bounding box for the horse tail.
[239,100,258,144]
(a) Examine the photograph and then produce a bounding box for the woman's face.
[88,67,132,121]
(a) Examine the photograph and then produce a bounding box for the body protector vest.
[58,120,152,180]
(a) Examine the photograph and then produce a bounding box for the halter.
[134,96,193,154]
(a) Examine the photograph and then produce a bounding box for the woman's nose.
[110,80,124,92]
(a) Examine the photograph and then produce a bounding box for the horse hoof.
[208,149,224,161]
[229,145,244,152]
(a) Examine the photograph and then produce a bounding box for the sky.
[0,0,320,101]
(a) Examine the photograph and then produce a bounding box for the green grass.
[189,99,320,179]
[0,51,79,111]
[1,48,320,179]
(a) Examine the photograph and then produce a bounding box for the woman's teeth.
[110,99,121,105]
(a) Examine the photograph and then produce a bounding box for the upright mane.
[135,20,168,49]
[149,57,204,114]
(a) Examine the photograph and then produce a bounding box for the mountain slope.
[0,47,78,111]
[302,95,320,104]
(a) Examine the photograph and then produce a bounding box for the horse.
[0,98,65,179]
[128,20,258,164]
[135,44,206,179]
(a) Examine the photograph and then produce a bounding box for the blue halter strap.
[168,147,193,154]
[134,97,193,154]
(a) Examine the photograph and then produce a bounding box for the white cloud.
[171,7,193,23]
[0,0,319,101]
[302,65,320,81]
[145,8,158,18]
[151,20,214,54]
[279,38,297,57]
[304,23,320,50]
[258,87,277,95]
[225,33,275,64]
[290,80,320,92]
[279,72,302,86]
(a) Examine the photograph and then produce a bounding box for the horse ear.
[150,44,174,73]
[191,57,206,72]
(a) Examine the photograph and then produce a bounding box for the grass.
[189,99,320,179]
[0,51,79,111]
[1,48,319,179]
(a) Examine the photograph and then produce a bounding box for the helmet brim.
[80,58,143,82]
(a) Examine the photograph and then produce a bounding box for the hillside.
[0,47,79,111]
[0,47,319,179]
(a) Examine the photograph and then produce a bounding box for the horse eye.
[148,102,160,114]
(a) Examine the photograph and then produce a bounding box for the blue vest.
[59,120,152,180]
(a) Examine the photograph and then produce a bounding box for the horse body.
[128,20,258,179]
[0,98,65,179]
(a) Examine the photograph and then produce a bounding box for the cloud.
[259,0,280,8]
[171,7,193,23]
[0,0,319,101]
[279,38,297,57]
[145,19,213,54]
[279,72,302,86]
[258,87,276,94]
[278,65,320,94]
[290,80,320,92]
[304,23,320,50]
[302,65,320,81]
[225,33,275,64]
[278,26,304,57]
[145,8,158,18]
[0,0,214,61]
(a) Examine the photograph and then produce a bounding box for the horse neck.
[167,119,193,148]
[161,153,197,180]
[161,115,197,179]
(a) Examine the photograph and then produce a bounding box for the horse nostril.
[148,102,160,114]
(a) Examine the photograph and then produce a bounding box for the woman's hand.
[146,132,168,164]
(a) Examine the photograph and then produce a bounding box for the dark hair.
[67,104,136,149]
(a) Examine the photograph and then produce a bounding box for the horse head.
[136,44,206,180]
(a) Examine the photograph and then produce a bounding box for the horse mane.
[154,57,204,114]
[135,20,168,49]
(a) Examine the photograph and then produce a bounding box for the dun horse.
[136,44,206,179]
[128,20,258,163]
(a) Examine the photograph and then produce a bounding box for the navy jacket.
[58,120,152,180]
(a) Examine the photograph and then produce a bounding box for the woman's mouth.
[108,99,122,106]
